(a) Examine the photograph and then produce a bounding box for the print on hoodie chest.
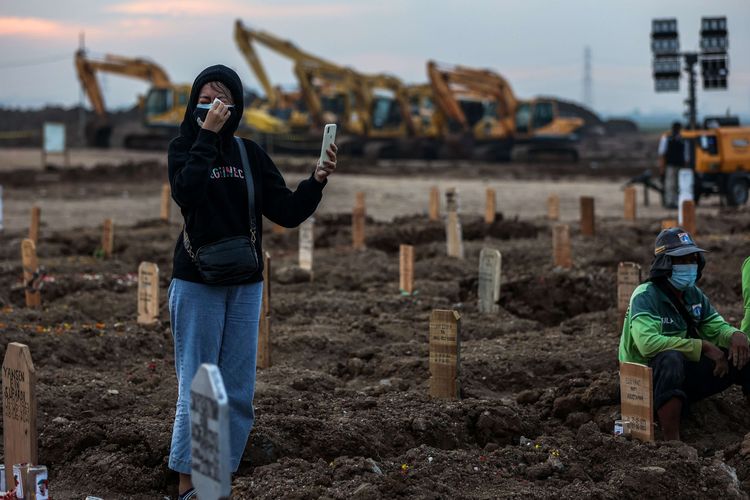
[210,164,245,180]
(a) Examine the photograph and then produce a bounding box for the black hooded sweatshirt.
[168,65,325,284]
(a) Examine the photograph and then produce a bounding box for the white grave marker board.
[478,248,502,313]
[299,218,314,272]
[43,123,65,154]
[191,364,231,500]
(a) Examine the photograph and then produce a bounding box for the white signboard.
[191,364,231,500]
[43,123,66,154]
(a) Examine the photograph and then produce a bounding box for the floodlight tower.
[650,17,729,129]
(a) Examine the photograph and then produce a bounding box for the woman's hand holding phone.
[314,143,337,183]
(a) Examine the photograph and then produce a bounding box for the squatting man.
[619,228,750,440]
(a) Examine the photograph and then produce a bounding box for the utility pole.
[583,46,593,109]
[78,31,86,146]
[683,53,698,129]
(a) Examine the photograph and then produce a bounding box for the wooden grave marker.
[485,188,496,224]
[429,186,440,221]
[580,196,595,236]
[257,251,271,369]
[617,262,642,329]
[3,342,38,490]
[29,206,41,245]
[299,218,314,273]
[399,244,414,295]
[355,191,366,212]
[619,362,655,442]
[624,187,637,221]
[352,206,366,251]
[553,224,572,269]
[191,364,231,500]
[681,199,696,235]
[445,188,464,259]
[160,183,171,222]
[102,218,114,258]
[547,194,560,221]
[21,239,41,308]
[137,262,160,325]
[661,219,678,230]
[429,310,461,399]
[478,248,502,314]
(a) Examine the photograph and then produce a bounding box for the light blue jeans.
[167,278,263,474]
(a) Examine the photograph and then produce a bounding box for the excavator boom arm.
[74,49,172,117]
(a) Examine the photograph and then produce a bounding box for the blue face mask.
[669,264,698,290]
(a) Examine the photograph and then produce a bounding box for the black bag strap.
[651,278,700,339]
[235,136,257,244]
[182,136,257,261]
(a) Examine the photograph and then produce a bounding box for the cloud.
[0,16,94,39]
[107,0,371,18]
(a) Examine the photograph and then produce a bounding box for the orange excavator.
[74,49,189,148]
[427,61,584,160]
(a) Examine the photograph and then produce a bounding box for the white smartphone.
[318,124,337,166]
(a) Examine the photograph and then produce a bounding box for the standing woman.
[167,65,336,499]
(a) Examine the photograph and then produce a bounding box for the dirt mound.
[0,202,748,498]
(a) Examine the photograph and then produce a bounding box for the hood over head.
[648,227,706,281]
[178,64,244,149]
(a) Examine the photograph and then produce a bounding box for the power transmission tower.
[583,45,593,109]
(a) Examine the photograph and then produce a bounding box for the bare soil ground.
[0,144,749,499]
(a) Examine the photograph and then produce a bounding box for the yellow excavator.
[234,19,338,135]
[427,61,584,160]
[234,20,415,156]
[74,50,189,148]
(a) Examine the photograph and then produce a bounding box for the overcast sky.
[1,0,749,118]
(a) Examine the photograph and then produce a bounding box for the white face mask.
[194,101,235,127]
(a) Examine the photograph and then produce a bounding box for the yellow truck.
[683,126,750,206]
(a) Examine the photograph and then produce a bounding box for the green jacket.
[619,281,739,364]
[742,257,750,334]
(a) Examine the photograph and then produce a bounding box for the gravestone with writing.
[299,218,314,273]
[429,186,440,221]
[399,244,414,294]
[191,364,231,500]
[445,189,464,259]
[21,239,41,308]
[258,252,271,369]
[3,343,38,490]
[619,362,654,442]
[553,224,572,269]
[478,248,502,314]
[137,262,160,325]
[617,262,642,320]
[429,310,461,399]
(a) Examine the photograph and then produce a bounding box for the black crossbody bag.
[182,136,259,285]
